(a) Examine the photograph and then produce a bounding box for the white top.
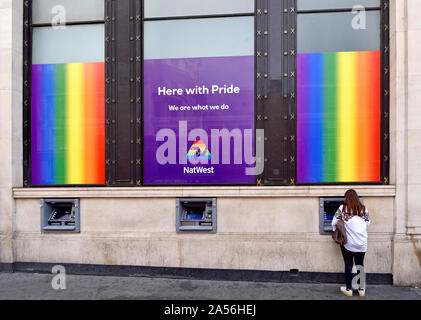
[332,205,371,253]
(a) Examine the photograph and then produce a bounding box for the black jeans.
[340,246,366,290]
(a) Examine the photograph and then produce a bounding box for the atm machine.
[176,198,217,233]
[319,197,364,234]
[41,199,80,233]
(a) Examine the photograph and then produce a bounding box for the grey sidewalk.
[0,272,420,300]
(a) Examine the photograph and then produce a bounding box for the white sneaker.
[358,288,366,297]
[340,286,353,297]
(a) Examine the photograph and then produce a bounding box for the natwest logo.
[155,121,264,176]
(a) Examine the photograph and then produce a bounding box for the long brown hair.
[343,189,365,217]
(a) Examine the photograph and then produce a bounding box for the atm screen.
[185,213,203,220]
[185,206,204,220]
[324,200,343,221]
[186,212,203,220]
[326,213,335,221]
[183,202,206,220]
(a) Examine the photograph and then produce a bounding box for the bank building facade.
[0,0,420,286]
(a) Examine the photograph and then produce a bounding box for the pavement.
[0,272,420,300]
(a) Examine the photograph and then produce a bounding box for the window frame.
[294,0,390,186]
[141,3,257,186]
[23,0,106,187]
[23,0,389,188]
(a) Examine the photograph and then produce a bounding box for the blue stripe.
[307,53,324,182]
[40,65,55,184]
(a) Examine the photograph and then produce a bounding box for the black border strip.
[255,0,267,187]
[105,0,112,186]
[144,12,255,21]
[0,263,14,273]
[2,262,393,285]
[140,0,145,186]
[289,0,298,187]
[297,7,381,14]
[381,0,390,185]
[32,20,105,27]
[135,0,143,186]
[23,0,32,188]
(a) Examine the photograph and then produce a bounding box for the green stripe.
[323,53,337,182]
[54,64,67,184]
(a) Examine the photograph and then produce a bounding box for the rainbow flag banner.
[297,51,381,183]
[31,62,105,185]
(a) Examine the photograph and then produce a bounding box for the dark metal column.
[381,0,390,185]
[23,0,32,187]
[106,0,142,186]
[257,0,297,186]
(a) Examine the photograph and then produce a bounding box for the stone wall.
[0,0,22,265]
[11,188,394,274]
[0,0,420,286]
[390,0,421,286]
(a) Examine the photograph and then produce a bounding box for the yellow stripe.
[66,63,85,184]
[337,52,357,182]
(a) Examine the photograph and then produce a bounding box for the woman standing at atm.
[332,189,371,297]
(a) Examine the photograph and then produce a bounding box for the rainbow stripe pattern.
[31,62,105,185]
[297,51,381,183]
[187,140,211,161]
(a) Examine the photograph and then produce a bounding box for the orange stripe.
[358,51,381,181]
[84,62,105,184]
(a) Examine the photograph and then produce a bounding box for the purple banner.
[143,56,255,184]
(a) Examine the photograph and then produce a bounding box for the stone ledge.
[13,185,397,199]
[12,232,395,242]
